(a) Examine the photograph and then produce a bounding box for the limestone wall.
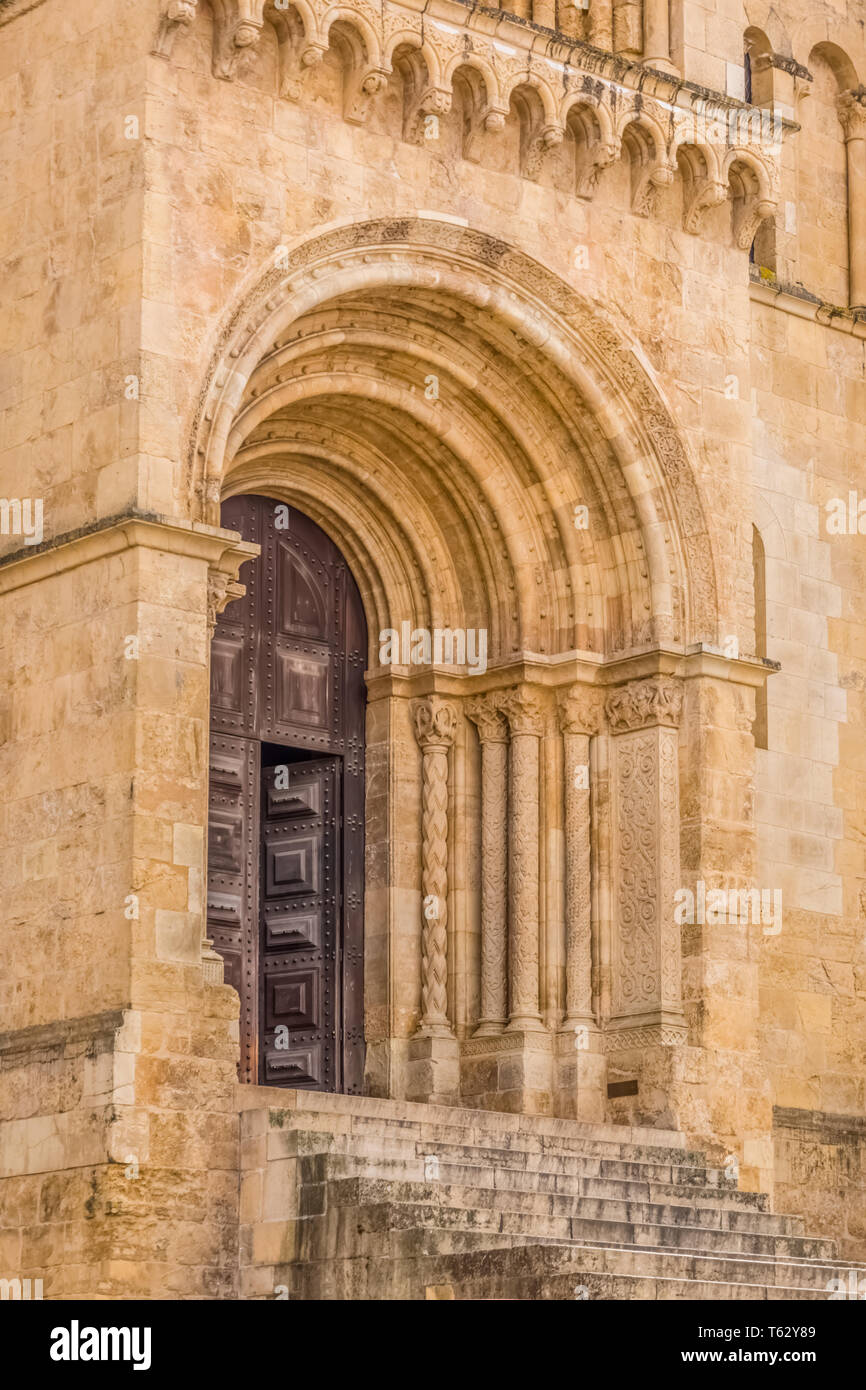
[1,0,865,1293]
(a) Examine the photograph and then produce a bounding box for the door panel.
[206,733,259,1082]
[208,496,366,1094]
[260,758,339,1089]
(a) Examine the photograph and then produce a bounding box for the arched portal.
[191,217,721,656]
[196,217,743,1123]
[208,493,366,1092]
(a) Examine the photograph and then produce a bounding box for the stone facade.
[1,0,865,1297]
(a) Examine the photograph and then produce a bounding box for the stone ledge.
[749,275,866,337]
[235,1083,689,1149]
[0,511,259,596]
[774,1105,866,1139]
[0,1009,128,1063]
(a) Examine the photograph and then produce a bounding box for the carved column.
[604,676,686,1052]
[407,698,460,1102]
[837,90,866,310]
[501,688,545,1032]
[411,698,458,1034]
[554,687,606,1120]
[557,688,602,1028]
[465,696,509,1035]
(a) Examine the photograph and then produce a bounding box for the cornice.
[364,643,778,701]
[749,274,866,338]
[0,512,259,596]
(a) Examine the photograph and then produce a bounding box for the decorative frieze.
[153,0,783,241]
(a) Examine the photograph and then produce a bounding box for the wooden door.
[207,495,366,1091]
[260,756,339,1088]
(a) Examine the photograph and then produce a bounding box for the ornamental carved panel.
[612,729,661,1015]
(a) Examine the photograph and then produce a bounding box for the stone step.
[578,1174,770,1213]
[288,1132,737,1191]
[288,1244,838,1301]
[291,1216,859,1295]
[264,1106,706,1173]
[242,1086,691,1155]
[305,1148,774,1215]
[243,1090,849,1301]
[319,1175,804,1236]
[309,1196,836,1262]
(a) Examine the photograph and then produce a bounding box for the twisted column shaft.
[412,698,458,1036]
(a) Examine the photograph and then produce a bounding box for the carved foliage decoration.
[153,0,199,59]
[605,675,683,733]
[614,730,660,1013]
[837,87,866,141]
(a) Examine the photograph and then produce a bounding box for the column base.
[555,1024,606,1123]
[604,1013,689,1129]
[472,1020,506,1038]
[460,1029,554,1115]
[406,1032,460,1104]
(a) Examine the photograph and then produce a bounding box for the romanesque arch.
[194,216,739,1119]
[189,215,719,653]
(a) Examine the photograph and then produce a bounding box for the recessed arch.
[188,216,721,657]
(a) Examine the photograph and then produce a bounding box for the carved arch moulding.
[187,216,721,650]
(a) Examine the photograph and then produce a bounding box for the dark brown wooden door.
[260,756,338,1087]
[207,495,366,1092]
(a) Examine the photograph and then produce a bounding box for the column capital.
[206,570,245,636]
[501,686,545,737]
[153,1,198,59]
[465,693,509,744]
[837,87,866,140]
[605,675,683,733]
[557,685,603,737]
[411,697,459,752]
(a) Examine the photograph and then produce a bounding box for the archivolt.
[188,215,719,660]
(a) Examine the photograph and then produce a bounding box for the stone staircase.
[238,1089,863,1300]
